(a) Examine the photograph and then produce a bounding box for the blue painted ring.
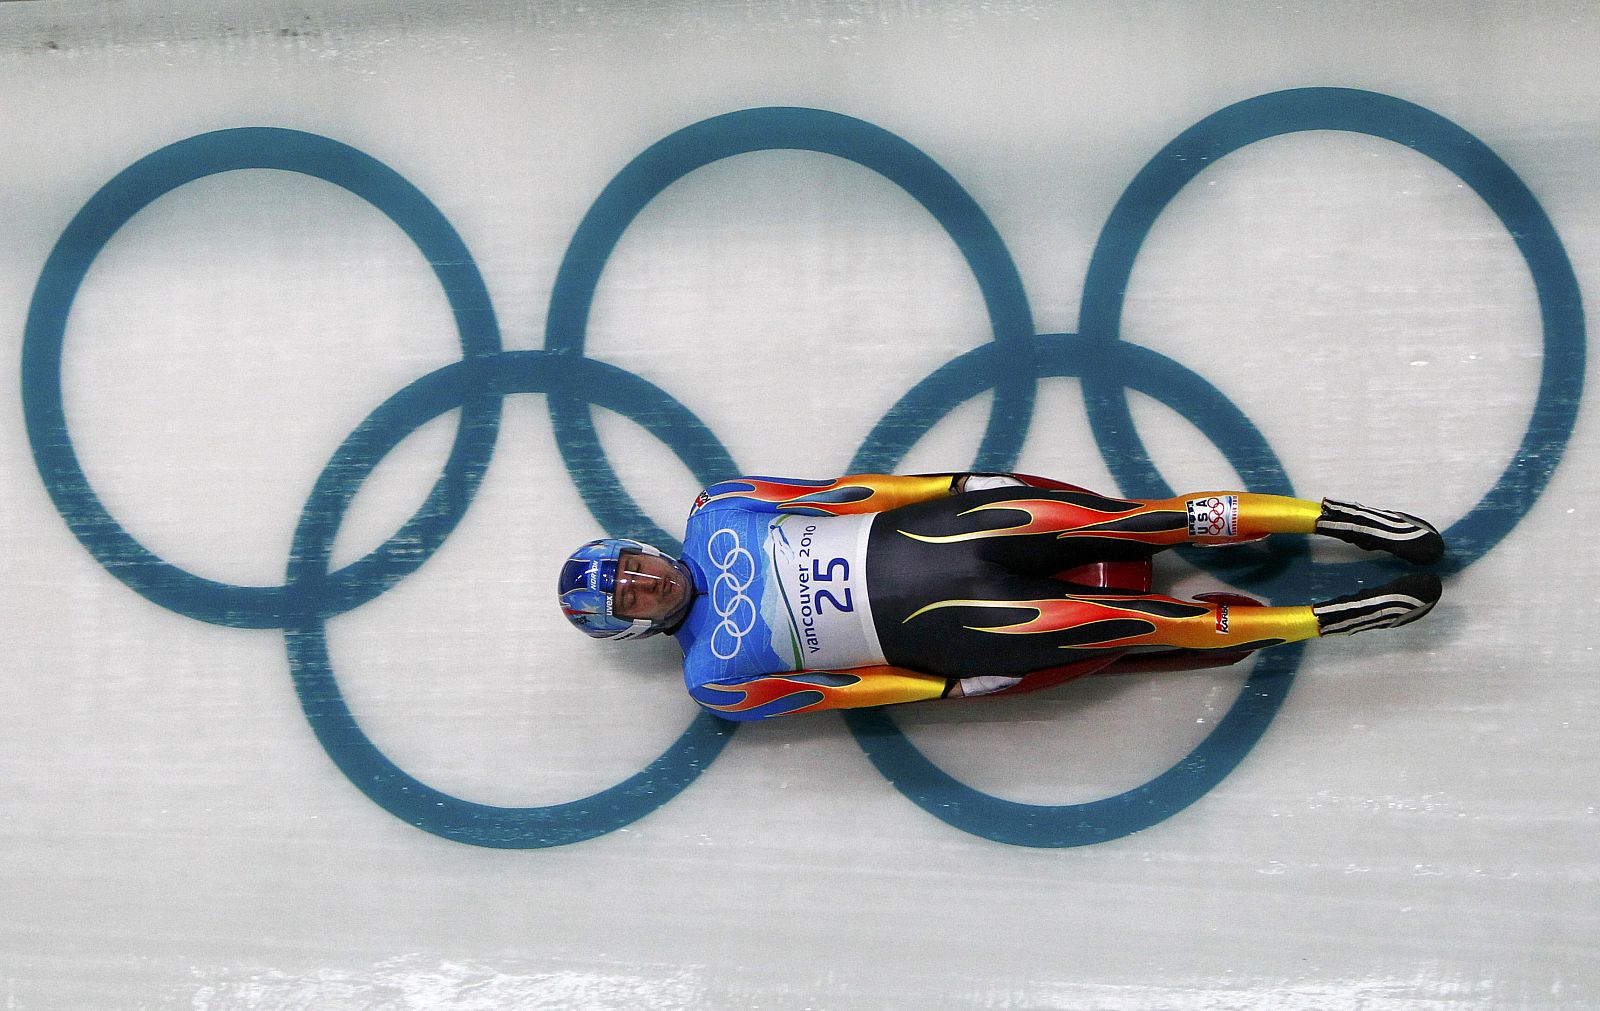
[21,128,504,628]
[283,351,738,848]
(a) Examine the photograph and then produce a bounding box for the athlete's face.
[613,550,692,624]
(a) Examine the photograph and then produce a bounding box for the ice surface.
[2,2,1596,1008]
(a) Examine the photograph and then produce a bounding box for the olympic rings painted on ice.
[22,128,505,628]
[23,88,1585,849]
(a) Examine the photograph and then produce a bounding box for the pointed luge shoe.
[1316,498,1445,565]
[1313,572,1442,637]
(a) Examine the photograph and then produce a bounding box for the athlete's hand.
[949,675,1024,698]
[957,473,1027,493]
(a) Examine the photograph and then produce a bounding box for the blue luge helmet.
[558,537,674,640]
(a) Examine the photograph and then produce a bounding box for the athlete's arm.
[689,667,1020,721]
[690,472,1025,517]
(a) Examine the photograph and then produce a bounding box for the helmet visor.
[612,550,692,624]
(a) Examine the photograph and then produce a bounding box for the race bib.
[768,514,883,668]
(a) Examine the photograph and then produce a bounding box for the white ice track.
[3,3,1598,1008]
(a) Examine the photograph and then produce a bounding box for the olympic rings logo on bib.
[22,89,1584,849]
[707,528,757,660]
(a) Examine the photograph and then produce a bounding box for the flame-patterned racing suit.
[674,473,1326,721]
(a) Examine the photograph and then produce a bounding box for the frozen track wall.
[2,2,1596,1007]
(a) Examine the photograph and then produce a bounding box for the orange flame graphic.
[898,497,1183,545]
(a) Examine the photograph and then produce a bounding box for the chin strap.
[610,617,661,641]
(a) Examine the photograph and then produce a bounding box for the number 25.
[812,557,853,614]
